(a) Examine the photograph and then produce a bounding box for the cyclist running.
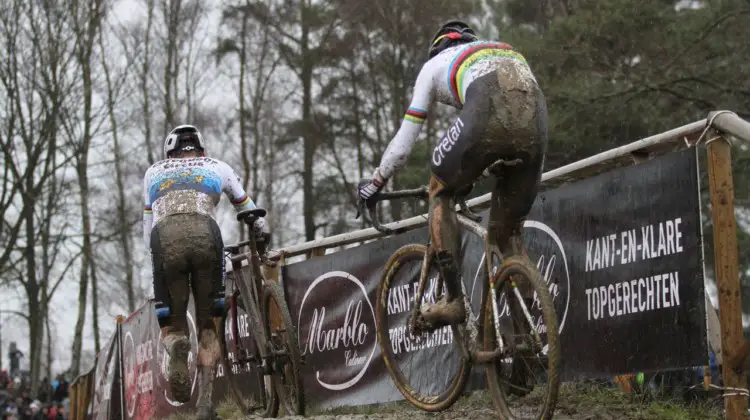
[358,20,548,331]
[143,125,266,419]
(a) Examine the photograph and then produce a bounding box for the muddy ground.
[166,383,724,420]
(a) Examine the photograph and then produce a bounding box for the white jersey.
[142,157,255,246]
[377,40,536,180]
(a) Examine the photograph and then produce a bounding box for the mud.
[159,382,722,420]
[165,335,193,404]
[222,385,722,420]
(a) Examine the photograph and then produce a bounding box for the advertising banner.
[520,147,707,378]
[119,285,260,419]
[283,224,487,409]
[282,147,707,407]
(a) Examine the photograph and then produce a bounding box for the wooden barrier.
[69,367,94,420]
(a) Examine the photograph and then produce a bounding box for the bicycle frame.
[364,180,515,365]
[226,236,274,375]
[408,212,491,363]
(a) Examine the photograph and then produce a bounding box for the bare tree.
[69,0,106,375]
[0,0,84,393]
[242,0,348,241]
[218,2,286,240]
[99,21,138,313]
[142,0,157,165]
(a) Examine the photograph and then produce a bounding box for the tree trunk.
[238,8,250,241]
[100,30,136,313]
[46,314,52,382]
[71,0,104,374]
[162,0,183,130]
[142,0,156,165]
[90,256,101,353]
[301,1,315,240]
[24,191,42,396]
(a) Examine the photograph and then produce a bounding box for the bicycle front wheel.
[483,252,561,420]
[376,244,471,412]
[263,281,306,416]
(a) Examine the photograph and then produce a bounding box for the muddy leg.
[192,217,224,419]
[158,227,192,404]
[417,176,468,330]
[491,150,545,397]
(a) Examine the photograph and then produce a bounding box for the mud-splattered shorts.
[150,213,225,335]
[428,59,548,262]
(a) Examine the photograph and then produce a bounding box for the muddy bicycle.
[219,208,305,417]
[360,175,561,419]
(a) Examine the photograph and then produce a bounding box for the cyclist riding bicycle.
[143,124,267,419]
[358,20,548,331]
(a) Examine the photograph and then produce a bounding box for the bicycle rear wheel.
[483,251,560,420]
[220,292,279,417]
[376,244,471,412]
[262,281,305,416]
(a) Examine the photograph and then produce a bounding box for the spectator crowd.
[0,371,69,420]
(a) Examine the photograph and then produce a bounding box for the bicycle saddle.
[237,208,267,224]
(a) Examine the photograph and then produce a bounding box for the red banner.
[115,275,259,419]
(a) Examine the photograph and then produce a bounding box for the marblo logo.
[495,220,571,352]
[297,271,376,391]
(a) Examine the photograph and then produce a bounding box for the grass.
[552,382,723,420]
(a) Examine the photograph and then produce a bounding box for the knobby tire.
[483,254,561,420]
[376,244,471,412]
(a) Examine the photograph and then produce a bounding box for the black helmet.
[428,20,477,60]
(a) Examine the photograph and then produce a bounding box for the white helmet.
[164,124,206,158]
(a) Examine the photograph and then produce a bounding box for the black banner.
[520,147,707,378]
[282,147,707,407]
[283,228,486,409]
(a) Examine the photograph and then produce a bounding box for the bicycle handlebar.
[372,187,430,201]
[358,186,429,235]
[358,184,484,235]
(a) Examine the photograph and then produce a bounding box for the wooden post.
[705,130,747,419]
[69,380,77,420]
[264,253,285,331]
[306,247,326,259]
